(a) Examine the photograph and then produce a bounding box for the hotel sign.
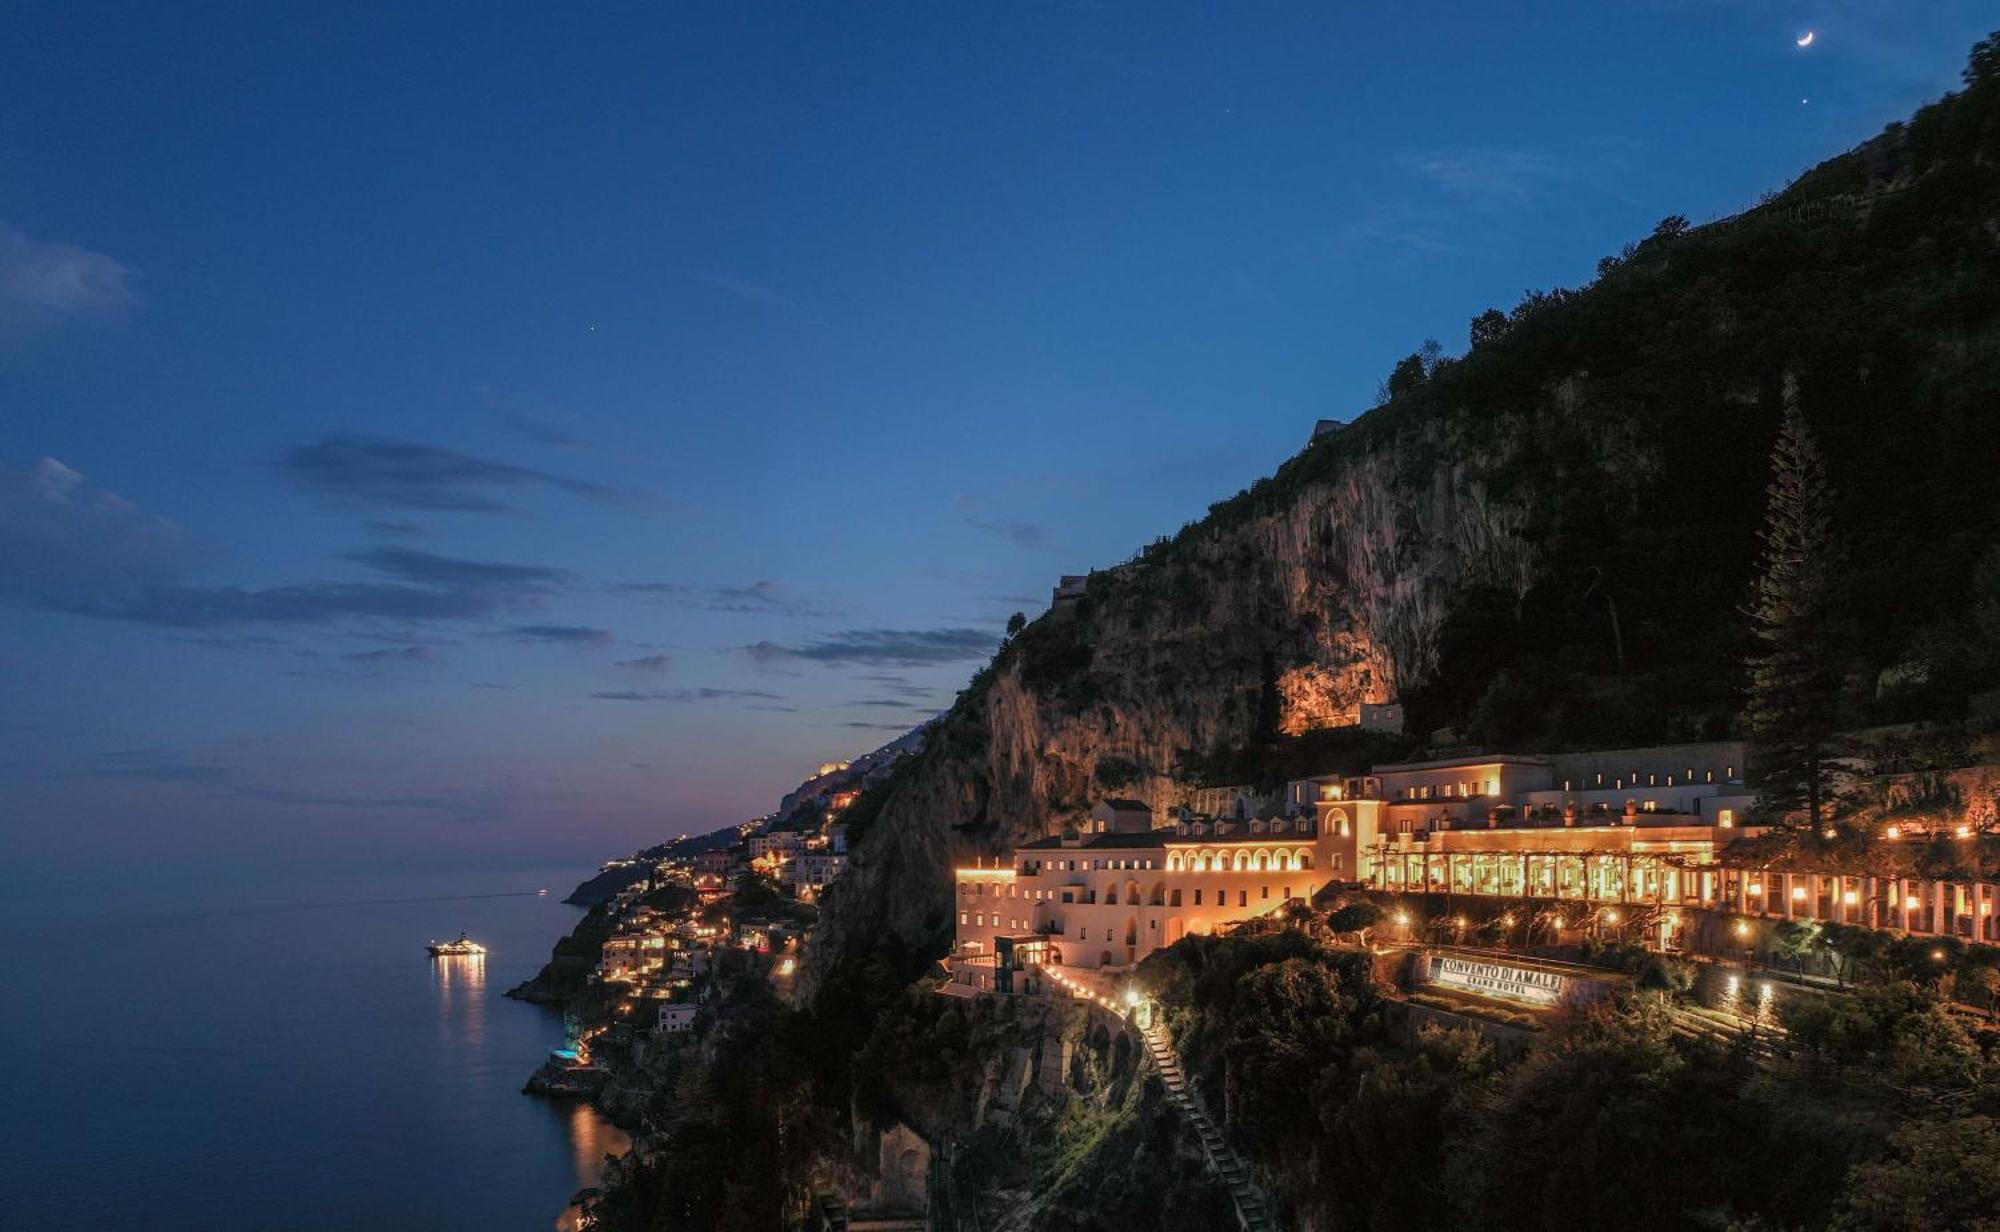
[1428,955,1566,1006]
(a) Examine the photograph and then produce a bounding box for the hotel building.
[954,743,1771,975]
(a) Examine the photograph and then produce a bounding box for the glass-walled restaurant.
[1370,835,2000,943]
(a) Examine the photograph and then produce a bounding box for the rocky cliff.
[804,42,2000,1000]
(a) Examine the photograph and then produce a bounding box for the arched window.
[1297,849,1314,870]
[1235,850,1250,871]
[1149,881,1166,906]
[1167,853,1183,871]
[1105,885,1118,905]
[1276,852,1292,871]
[1253,851,1269,871]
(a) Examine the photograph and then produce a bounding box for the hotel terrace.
[951,741,2000,989]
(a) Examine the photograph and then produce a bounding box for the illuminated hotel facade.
[952,741,2000,979]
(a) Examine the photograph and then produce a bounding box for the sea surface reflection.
[0,867,627,1230]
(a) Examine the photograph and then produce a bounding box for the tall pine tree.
[1746,378,1840,829]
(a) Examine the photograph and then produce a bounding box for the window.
[1283,887,1291,899]
[1194,889,1203,905]
[960,912,967,924]
[1238,890,1247,907]
[1261,886,1270,900]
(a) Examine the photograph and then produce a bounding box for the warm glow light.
[1956,826,1972,839]
[1551,916,1565,929]
[1603,909,1620,924]
[1886,826,1900,839]
[1791,885,1807,901]
[1932,949,1947,962]
[1821,829,1837,840]
[1748,883,1763,896]
[1734,920,1751,937]
[1843,890,1858,905]
[1454,916,1467,928]
[1124,988,1141,1008]
[1906,896,1921,910]
[1500,914,1514,927]
[1394,912,1410,926]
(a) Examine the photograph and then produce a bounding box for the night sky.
[3,4,1991,889]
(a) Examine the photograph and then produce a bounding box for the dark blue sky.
[3,3,1991,887]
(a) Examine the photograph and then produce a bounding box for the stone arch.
[1125,879,1142,906]
[1098,949,1114,967]
[1298,848,1315,869]
[1167,852,1183,871]
[1149,881,1166,906]
[1105,884,1119,905]
[1234,850,1250,871]
[1327,807,1351,837]
[1123,916,1139,948]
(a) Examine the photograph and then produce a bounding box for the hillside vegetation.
[803,33,2000,1006]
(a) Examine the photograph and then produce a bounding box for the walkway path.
[1141,1019,1278,1232]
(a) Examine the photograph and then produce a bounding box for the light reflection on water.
[434,951,488,1048]
[0,867,631,1230]
[567,1101,633,1191]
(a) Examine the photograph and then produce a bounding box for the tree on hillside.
[1839,1116,2000,1231]
[1383,352,1428,401]
[1469,307,1510,349]
[1746,378,1841,831]
[1327,902,1382,945]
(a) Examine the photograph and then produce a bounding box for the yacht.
[427,932,486,957]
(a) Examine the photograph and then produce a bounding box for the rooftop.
[1017,830,1171,851]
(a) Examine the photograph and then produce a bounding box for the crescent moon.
[1797,31,1815,47]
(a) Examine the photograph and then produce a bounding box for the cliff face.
[804,53,2000,998]
[805,423,1542,994]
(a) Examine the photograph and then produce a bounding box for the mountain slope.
[803,38,2000,1000]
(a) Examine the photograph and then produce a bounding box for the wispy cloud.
[363,520,429,539]
[344,545,571,590]
[85,748,230,785]
[502,412,586,449]
[852,673,941,699]
[744,627,998,668]
[615,653,672,672]
[506,624,613,646]
[954,494,1054,550]
[1398,150,1562,208]
[590,687,784,703]
[694,272,787,308]
[275,433,617,513]
[341,646,437,665]
[1,457,567,628]
[0,221,139,328]
[614,578,824,617]
[843,698,917,709]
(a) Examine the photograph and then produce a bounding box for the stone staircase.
[1141,1021,1279,1232]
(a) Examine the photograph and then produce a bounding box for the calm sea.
[0,865,629,1230]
